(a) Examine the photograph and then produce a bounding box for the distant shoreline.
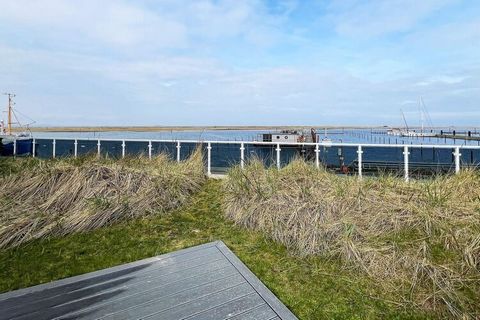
[26,125,383,133]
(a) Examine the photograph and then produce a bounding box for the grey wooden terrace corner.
[0,241,298,320]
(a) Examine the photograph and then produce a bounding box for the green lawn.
[0,179,430,319]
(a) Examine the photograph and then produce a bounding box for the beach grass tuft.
[0,150,206,248]
[223,158,480,318]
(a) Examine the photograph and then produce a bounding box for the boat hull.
[0,137,33,156]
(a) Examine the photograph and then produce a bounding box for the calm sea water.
[16,128,480,174]
[31,129,480,146]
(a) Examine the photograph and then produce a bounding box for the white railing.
[21,137,480,181]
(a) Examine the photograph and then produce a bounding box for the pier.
[435,134,480,141]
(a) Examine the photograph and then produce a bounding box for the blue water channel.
[5,129,480,175]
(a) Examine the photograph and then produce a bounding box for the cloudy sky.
[0,0,479,126]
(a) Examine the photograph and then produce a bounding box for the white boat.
[387,98,436,138]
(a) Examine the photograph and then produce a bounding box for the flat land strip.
[25,125,379,132]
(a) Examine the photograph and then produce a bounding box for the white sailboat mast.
[418,97,425,133]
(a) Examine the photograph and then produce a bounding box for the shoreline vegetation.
[0,151,205,248]
[0,178,430,320]
[1,154,479,318]
[224,159,480,318]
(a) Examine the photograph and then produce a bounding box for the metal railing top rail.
[29,137,480,150]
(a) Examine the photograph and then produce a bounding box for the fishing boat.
[0,93,33,156]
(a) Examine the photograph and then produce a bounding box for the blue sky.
[0,0,479,126]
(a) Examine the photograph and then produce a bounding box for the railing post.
[148,141,152,159]
[176,141,181,162]
[13,138,16,156]
[121,140,126,158]
[276,143,281,170]
[357,145,363,179]
[32,138,36,158]
[97,139,101,157]
[315,143,320,168]
[454,147,461,174]
[403,146,410,182]
[207,142,212,175]
[240,142,245,169]
[74,140,78,158]
[52,139,56,158]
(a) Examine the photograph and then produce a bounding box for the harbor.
[3,136,477,180]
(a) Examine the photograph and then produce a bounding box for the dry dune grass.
[0,150,206,249]
[223,158,480,318]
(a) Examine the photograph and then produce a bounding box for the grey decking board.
[227,303,278,320]
[58,268,242,319]
[96,275,248,320]
[18,264,239,320]
[0,262,153,310]
[215,241,297,320]
[0,241,297,320]
[1,250,227,316]
[142,283,255,320]
[3,261,233,316]
[0,241,218,301]
[183,294,266,320]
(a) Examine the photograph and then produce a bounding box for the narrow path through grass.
[0,179,430,319]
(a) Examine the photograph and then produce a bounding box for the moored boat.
[0,93,33,156]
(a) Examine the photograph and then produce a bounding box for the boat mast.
[4,93,15,135]
[400,109,409,132]
[420,97,433,131]
[419,98,424,133]
[418,96,432,134]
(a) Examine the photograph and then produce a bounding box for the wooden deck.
[0,241,297,320]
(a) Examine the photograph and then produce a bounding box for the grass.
[0,178,431,319]
[223,159,480,318]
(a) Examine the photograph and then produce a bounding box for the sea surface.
[13,128,479,174]
[31,129,480,146]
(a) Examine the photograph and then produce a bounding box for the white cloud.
[3,39,478,126]
[0,0,188,49]
[327,0,456,38]
[404,20,480,52]
[416,76,466,86]
[0,0,478,126]
[0,0,287,51]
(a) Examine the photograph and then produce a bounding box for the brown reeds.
[0,150,206,248]
[223,158,480,318]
